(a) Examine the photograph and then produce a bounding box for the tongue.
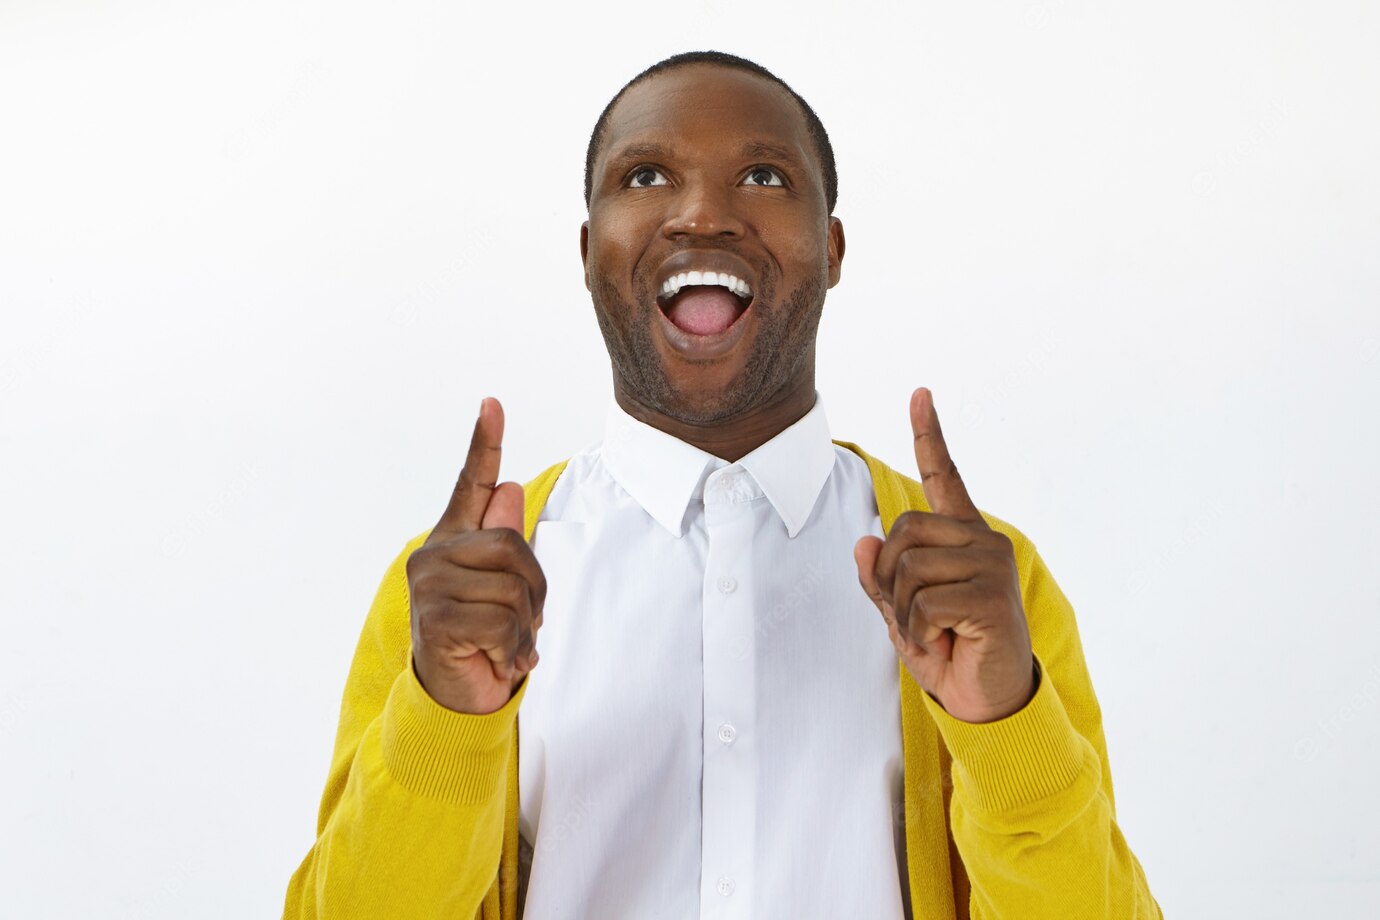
[667,287,743,336]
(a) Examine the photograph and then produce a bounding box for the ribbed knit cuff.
[920,653,1086,814]
[379,663,529,805]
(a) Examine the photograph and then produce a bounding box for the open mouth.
[655,271,754,337]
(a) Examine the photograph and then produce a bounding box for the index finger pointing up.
[435,397,505,535]
[911,387,983,524]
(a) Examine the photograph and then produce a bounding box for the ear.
[580,220,591,291]
[826,216,845,288]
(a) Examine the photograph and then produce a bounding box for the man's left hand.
[854,387,1036,724]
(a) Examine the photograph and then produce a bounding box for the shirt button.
[717,722,737,745]
[717,575,737,594]
[716,876,736,896]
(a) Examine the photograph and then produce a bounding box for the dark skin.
[580,64,844,462]
[410,63,1035,724]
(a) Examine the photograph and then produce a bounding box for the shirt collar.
[600,390,837,540]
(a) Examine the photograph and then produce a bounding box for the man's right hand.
[407,397,547,715]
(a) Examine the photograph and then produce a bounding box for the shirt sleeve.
[280,534,524,919]
[918,538,1164,920]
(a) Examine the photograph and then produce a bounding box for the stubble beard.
[587,264,826,425]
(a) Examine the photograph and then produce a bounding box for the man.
[283,51,1162,919]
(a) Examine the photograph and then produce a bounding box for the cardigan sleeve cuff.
[920,653,1087,814]
[378,660,529,805]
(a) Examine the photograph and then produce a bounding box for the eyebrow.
[606,142,672,166]
[605,140,806,169]
[738,141,803,166]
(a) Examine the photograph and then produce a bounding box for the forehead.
[600,65,814,169]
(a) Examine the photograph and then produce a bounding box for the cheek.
[757,215,829,272]
[588,210,654,274]
[750,198,822,262]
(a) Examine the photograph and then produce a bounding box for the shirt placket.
[699,463,758,918]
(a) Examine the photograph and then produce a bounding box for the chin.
[655,376,759,425]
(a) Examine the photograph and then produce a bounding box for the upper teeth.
[660,271,751,300]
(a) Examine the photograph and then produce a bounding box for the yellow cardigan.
[283,441,1162,919]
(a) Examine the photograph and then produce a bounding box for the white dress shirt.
[517,390,910,919]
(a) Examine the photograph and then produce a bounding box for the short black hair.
[584,51,838,214]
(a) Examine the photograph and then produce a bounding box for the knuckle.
[457,464,495,494]
[980,592,1006,619]
[533,561,549,605]
[413,602,450,647]
[891,511,922,536]
[410,570,436,601]
[501,571,528,607]
[405,546,431,580]
[468,605,508,647]
[895,549,921,583]
[411,567,443,604]
[499,615,521,653]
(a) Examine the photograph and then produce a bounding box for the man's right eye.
[628,167,669,188]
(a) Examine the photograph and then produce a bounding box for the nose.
[661,178,746,241]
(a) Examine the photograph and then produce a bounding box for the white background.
[2,1,1377,917]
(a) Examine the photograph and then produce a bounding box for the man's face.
[581,64,844,424]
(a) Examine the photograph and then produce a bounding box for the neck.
[614,378,817,463]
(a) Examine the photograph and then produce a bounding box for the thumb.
[856,536,920,658]
[481,481,525,532]
[853,535,887,613]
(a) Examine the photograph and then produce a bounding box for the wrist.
[917,653,1087,814]
[932,656,1041,725]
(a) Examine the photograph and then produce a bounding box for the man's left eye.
[742,167,784,187]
